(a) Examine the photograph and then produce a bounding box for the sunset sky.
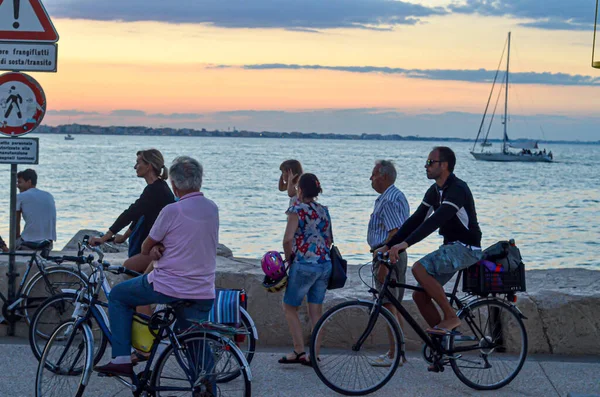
[21,0,600,140]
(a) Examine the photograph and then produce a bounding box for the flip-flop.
[426,325,462,336]
[278,351,306,364]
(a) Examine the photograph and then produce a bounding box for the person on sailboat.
[375,147,483,336]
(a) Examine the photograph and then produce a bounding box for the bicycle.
[309,251,528,395]
[35,240,252,397]
[29,238,258,369]
[0,239,87,325]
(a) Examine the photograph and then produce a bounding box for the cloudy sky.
[28,0,600,140]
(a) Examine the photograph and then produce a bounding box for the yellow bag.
[131,314,155,353]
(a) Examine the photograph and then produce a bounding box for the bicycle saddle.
[20,239,52,250]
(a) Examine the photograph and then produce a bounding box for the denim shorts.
[419,243,483,286]
[283,261,332,307]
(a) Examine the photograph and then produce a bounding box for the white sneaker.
[370,353,403,367]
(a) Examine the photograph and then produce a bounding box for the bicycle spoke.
[451,299,527,390]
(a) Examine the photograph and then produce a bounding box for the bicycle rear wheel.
[151,331,251,397]
[35,320,92,397]
[24,267,87,324]
[450,298,528,390]
[216,308,257,383]
[237,307,257,365]
[29,293,108,364]
[310,300,402,396]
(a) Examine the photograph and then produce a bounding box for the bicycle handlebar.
[103,263,141,278]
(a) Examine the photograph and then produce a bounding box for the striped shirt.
[367,185,410,249]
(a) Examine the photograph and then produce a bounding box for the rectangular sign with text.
[0,137,39,164]
[0,42,57,72]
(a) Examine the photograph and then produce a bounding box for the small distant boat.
[64,134,74,141]
[471,32,553,163]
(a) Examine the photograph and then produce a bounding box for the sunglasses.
[425,159,444,167]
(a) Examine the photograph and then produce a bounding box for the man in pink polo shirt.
[95,156,218,378]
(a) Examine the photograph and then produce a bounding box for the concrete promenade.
[0,338,598,397]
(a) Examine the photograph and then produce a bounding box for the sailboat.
[471,32,553,163]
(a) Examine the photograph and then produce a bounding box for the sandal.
[278,350,306,364]
[300,356,321,367]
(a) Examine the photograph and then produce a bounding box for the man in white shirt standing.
[367,160,410,367]
[16,169,57,250]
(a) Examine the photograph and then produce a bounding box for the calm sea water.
[0,134,598,270]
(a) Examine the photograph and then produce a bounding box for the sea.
[0,134,598,270]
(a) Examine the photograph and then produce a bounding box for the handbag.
[327,245,348,290]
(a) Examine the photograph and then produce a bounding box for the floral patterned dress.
[286,201,333,265]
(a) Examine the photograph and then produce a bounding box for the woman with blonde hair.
[90,148,175,271]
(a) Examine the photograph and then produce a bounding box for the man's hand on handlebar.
[373,245,388,260]
[389,242,408,263]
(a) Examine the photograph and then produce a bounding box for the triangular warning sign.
[0,0,58,42]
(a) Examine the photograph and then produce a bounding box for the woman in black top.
[90,149,175,272]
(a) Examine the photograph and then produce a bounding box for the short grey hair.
[375,160,397,183]
[169,156,203,190]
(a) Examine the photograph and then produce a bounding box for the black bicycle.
[309,250,528,395]
[0,240,87,325]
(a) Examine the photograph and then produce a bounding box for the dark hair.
[298,173,322,199]
[279,159,303,177]
[17,169,37,186]
[433,146,456,173]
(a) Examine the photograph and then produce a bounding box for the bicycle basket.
[131,314,157,353]
[463,258,527,296]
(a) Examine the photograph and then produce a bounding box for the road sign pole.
[7,164,17,336]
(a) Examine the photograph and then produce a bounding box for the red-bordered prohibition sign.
[0,72,45,136]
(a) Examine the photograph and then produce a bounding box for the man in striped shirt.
[368,160,409,367]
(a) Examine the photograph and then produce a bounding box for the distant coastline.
[35,124,600,145]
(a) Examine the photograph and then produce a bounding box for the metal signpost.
[0,0,58,335]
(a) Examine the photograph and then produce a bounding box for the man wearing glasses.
[376,146,482,335]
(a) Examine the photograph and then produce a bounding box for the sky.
[11,0,600,140]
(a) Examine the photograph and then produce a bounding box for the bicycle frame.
[358,263,517,357]
[0,251,43,305]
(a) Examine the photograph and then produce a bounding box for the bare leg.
[283,302,305,359]
[412,291,441,328]
[412,262,460,329]
[306,302,323,360]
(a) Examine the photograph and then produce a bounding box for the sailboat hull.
[471,151,552,162]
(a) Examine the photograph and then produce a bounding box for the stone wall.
[1,251,598,356]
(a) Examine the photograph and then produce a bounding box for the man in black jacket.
[377,147,482,335]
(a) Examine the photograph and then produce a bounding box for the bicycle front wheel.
[29,293,108,364]
[24,267,87,324]
[151,331,251,397]
[310,300,402,396]
[35,320,92,397]
[450,298,528,390]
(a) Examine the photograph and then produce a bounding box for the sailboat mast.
[503,32,511,154]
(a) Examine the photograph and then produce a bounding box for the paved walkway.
[0,338,598,396]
